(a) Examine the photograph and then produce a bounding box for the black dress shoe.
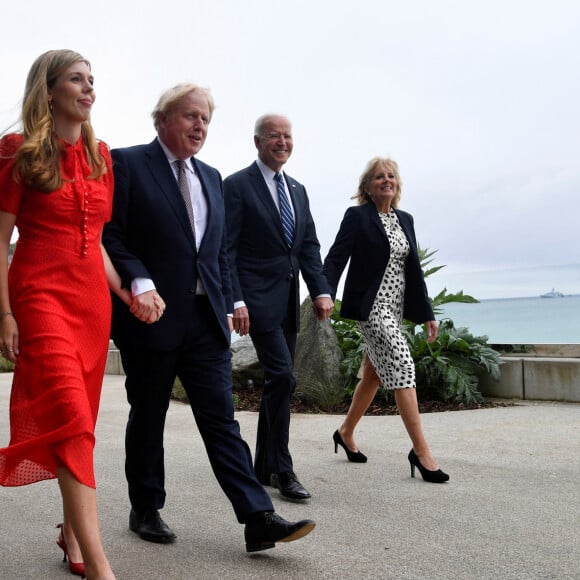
[244,511,316,552]
[129,508,176,543]
[271,471,311,500]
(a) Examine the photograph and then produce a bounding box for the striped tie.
[275,172,294,247]
[176,160,196,241]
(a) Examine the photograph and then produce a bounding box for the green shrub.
[0,358,15,372]
[297,377,347,412]
[406,319,501,403]
[329,306,365,395]
[171,377,188,403]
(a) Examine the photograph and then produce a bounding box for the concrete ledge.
[480,356,580,403]
[523,357,580,402]
[104,347,124,376]
[495,344,580,358]
[105,345,580,403]
[526,344,580,357]
[480,358,524,399]
[105,341,124,376]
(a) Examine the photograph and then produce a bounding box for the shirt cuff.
[233,300,246,309]
[131,277,156,297]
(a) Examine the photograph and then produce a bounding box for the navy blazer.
[224,162,330,333]
[102,139,233,350]
[323,201,434,324]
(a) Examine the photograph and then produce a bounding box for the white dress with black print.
[358,210,416,390]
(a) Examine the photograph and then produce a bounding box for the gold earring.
[48,100,54,112]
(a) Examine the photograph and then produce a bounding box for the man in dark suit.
[102,86,315,552]
[223,114,333,501]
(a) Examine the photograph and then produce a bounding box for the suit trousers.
[119,296,273,523]
[249,285,298,479]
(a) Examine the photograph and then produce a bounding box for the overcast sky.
[1,0,579,299]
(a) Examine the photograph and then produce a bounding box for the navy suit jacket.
[223,162,330,333]
[323,201,434,324]
[102,139,233,350]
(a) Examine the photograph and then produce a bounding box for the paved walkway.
[1,373,579,579]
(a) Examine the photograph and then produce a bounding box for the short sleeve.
[0,134,25,216]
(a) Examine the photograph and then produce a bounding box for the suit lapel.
[394,208,419,261]
[283,174,300,221]
[367,204,417,260]
[144,140,196,248]
[191,157,215,254]
[248,163,282,224]
[366,201,388,240]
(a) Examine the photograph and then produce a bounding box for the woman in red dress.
[0,50,143,579]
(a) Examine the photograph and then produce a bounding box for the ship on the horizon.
[540,288,565,298]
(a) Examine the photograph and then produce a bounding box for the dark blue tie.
[275,172,294,247]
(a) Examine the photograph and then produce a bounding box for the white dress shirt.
[233,159,329,311]
[131,138,208,297]
[256,157,295,221]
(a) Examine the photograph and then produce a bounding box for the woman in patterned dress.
[0,50,141,578]
[323,157,448,483]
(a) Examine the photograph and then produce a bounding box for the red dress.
[0,134,113,488]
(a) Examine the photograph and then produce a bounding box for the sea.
[428,263,580,344]
[232,294,580,345]
[224,261,580,346]
[439,294,580,344]
[233,293,580,345]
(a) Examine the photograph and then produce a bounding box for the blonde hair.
[352,157,402,207]
[151,83,215,131]
[12,49,106,192]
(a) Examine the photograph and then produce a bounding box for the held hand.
[312,296,334,321]
[152,292,166,313]
[425,320,438,343]
[233,306,250,336]
[0,313,19,363]
[129,289,166,324]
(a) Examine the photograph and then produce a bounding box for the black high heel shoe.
[408,449,449,483]
[333,430,367,463]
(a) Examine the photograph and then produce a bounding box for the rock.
[231,334,262,389]
[230,298,345,405]
[294,298,344,399]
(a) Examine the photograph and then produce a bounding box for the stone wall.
[480,345,580,402]
[106,341,580,403]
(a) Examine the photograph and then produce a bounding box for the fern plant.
[406,319,501,403]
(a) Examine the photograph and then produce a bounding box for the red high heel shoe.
[56,523,86,577]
